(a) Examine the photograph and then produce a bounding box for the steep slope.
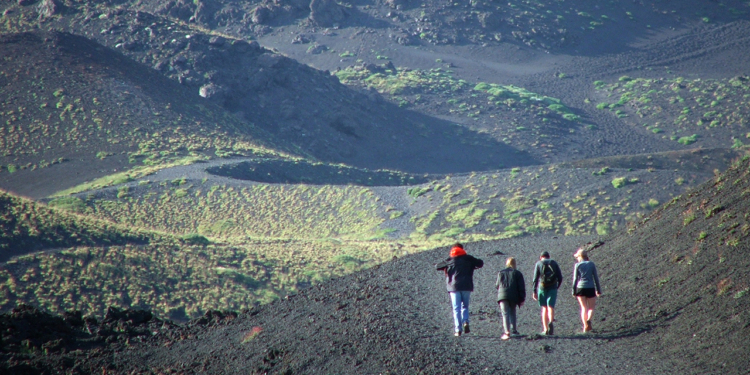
[594,155,750,373]
[135,0,748,53]
[0,30,284,198]
[1,2,536,178]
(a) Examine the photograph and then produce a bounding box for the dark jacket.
[496,267,526,304]
[532,258,563,291]
[436,254,484,292]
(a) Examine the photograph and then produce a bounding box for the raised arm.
[436,259,449,271]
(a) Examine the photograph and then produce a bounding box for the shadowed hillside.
[0,2,538,181]
[0,30,285,198]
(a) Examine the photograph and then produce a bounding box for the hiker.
[496,257,526,340]
[572,248,602,333]
[436,243,484,337]
[532,251,563,335]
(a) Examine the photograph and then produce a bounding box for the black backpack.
[540,261,556,288]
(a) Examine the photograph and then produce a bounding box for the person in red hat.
[436,243,484,336]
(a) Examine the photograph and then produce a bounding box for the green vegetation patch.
[0,239,413,321]
[0,190,150,258]
[593,75,750,148]
[76,183,386,241]
[336,66,576,122]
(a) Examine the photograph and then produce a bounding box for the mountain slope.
[3,158,750,374]
[0,30,284,198]
[0,189,150,263]
[594,155,750,372]
[1,2,537,178]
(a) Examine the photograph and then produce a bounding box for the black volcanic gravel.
[44,235,689,375]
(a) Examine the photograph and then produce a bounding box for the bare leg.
[548,307,555,325]
[541,307,550,333]
[576,296,587,330]
[586,297,597,322]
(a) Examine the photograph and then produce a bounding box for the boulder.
[36,0,60,20]
[199,83,227,99]
[250,5,271,24]
[292,34,312,44]
[306,43,328,54]
[309,0,347,27]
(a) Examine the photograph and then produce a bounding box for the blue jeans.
[449,291,471,332]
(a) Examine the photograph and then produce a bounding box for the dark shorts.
[574,287,597,298]
[537,288,557,307]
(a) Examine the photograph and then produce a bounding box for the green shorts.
[538,288,558,308]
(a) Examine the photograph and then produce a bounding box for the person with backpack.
[572,248,602,333]
[532,251,563,335]
[496,257,526,340]
[436,243,484,337]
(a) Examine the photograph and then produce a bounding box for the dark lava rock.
[292,33,311,44]
[192,0,219,25]
[250,5,271,24]
[154,0,195,22]
[309,0,347,27]
[103,306,153,325]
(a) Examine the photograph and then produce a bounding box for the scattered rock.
[292,34,312,44]
[478,12,502,29]
[192,0,220,25]
[154,0,195,22]
[18,0,37,6]
[306,43,328,54]
[385,0,410,9]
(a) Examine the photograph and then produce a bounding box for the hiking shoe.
[586,320,592,332]
[501,333,510,341]
[463,323,470,334]
[454,331,462,337]
[511,330,520,337]
[548,322,554,335]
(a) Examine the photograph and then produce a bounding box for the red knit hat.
[450,245,467,257]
